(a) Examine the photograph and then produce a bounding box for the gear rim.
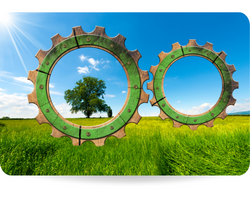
[28,26,149,146]
[148,40,238,130]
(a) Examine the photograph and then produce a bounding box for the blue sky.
[0,12,249,118]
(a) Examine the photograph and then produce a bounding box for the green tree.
[64,76,109,118]
[107,106,112,118]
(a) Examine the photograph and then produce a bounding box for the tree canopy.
[64,76,111,118]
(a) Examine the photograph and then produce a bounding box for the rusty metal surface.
[27,26,149,146]
[147,40,238,130]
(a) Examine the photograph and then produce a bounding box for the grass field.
[0,116,249,175]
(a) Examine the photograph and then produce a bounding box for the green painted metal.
[154,46,232,125]
[80,116,125,139]
[119,87,140,123]
[182,46,217,61]
[36,72,49,107]
[39,37,77,74]
[36,34,141,139]
[40,102,58,124]
[53,117,79,138]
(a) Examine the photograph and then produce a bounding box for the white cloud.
[90,65,100,71]
[0,88,5,91]
[77,66,89,74]
[104,94,115,98]
[54,103,107,118]
[121,91,126,94]
[79,54,87,62]
[50,91,64,96]
[177,101,181,103]
[0,71,12,79]
[226,102,250,113]
[54,103,84,118]
[79,54,112,71]
[0,72,33,91]
[49,83,55,88]
[10,82,33,92]
[178,101,250,115]
[185,103,213,115]
[0,92,38,118]
[88,58,99,66]
[103,65,109,69]
[246,99,250,101]
[13,76,32,85]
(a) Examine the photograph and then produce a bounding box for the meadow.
[0,116,249,175]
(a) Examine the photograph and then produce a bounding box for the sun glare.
[0,12,11,25]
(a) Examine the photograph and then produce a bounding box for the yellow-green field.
[0,116,249,175]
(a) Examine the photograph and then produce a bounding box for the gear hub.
[27,26,149,146]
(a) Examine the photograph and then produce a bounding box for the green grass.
[0,116,249,175]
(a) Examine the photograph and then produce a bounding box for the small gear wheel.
[27,26,149,146]
[147,40,239,130]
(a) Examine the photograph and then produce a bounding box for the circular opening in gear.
[49,47,128,126]
[163,56,222,115]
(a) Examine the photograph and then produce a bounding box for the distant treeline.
[1,115,248,120]
[227,114,250,116]
[0,117,34,120]
[0,116,112,120]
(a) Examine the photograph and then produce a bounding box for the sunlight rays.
[1,13,42,75]
[5,25,28,74]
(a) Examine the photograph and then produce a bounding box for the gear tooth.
[188,124,199,130]
[112,34,126,49]
[27,70,38,85]
[231,80,239,91]
[203,42,213,50]
[171,42,182,51]
[91,26,109,38]
[227,64,236,74]
[72,26,86,36]
[219,51,227,62]
[159,110,169,120]
[35,49,49,68]
[27,90,38,106]
[147,80,154,92]
[149,65,158,76]
[228,95,236,106]
[27,70,38,105]
[158,51,168,62]
[69,136,80,146]
[112,127,126,139]
[35,108,49,125]
[92,137,107,146]
[79,139,87,146]
[51,126,66,138]
[139,89,149,106]
[129,49,141,65]
[187,39,199,47]
[149,95,157,106]
[139,68,149,86]
[204,119,215,127]
[173,120,183,128]
[51,33,65,47]
[217,109,227,119]
[128,109,141,124]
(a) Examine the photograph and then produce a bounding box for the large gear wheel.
[147,40,238,130]
[27,26,149,146]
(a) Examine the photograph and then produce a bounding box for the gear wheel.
[27,26,149,146]
[147,40,238,130]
